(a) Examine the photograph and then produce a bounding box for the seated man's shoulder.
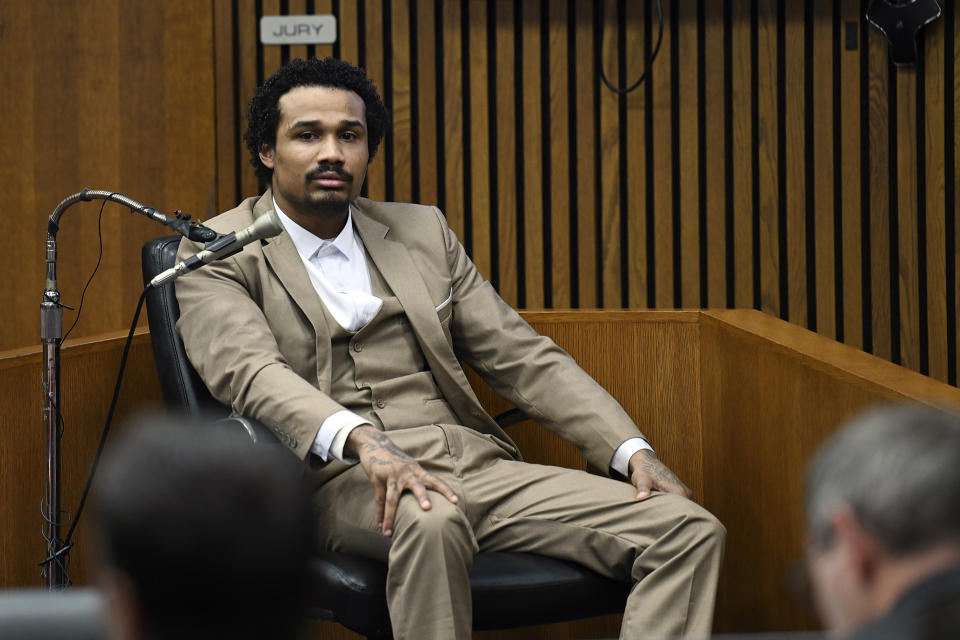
[354,197,446,233]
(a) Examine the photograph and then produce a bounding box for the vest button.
[376,399,386,409]
[353,342,363,352]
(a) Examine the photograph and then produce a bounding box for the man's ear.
[259,145,276,170]
[831,506,881,586]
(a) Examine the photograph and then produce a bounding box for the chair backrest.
[140,236,228,418]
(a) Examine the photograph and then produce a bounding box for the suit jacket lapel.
[255,191,333,391]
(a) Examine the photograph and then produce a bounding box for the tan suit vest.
[320,255,461,431]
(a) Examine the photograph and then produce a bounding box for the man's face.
[260,85,369,228]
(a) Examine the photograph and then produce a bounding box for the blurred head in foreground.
[804,404,960,637]
[89,414,315,640]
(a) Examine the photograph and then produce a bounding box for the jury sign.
[260,15,337,45]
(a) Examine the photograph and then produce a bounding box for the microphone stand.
[40,188,217,588]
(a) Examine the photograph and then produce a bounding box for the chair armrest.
[216,416,281,445]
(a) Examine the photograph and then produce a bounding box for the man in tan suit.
[176,57,724,639]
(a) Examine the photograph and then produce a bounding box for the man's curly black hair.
[243,57,390,184]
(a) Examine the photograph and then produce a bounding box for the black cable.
[599,0,664,95]
[58,287,148,553]
[61,195,111,345]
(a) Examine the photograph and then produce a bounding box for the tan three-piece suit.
[175,190,724,639]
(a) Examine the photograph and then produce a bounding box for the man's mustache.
[306,164,354,182]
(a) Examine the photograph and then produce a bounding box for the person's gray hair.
[805,403,960,554]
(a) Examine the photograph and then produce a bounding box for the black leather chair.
[142,235,631,638]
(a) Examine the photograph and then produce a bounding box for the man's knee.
[648,493,726,551]
[393,495,475,549]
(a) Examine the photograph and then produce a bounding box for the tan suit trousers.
[314,424,725,640]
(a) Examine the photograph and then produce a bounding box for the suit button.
[353,342,363,352]
[376,399,386,409]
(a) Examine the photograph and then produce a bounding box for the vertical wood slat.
[363,2,386,201]
[652,0,674,309]
[548,0,571,309]
[813,0,836,338]
[704,0,726,310]
[493,0,518,307]
[625,0,648,311]
[731,0,755,310]
[785,0,807,327]
[466,0,492,283]
[677,0,700,308]
[598,0,620,309]
[868,26,893,361]
[840,0,863,350]
[523,0,546,309]
[574,0,599,309]
[757,0,780,316]
[924,1,947,383]
[897,66,921,372]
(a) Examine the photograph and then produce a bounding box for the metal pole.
[41,232,67,588]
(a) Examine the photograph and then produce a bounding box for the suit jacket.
[175,190,646,484]
[847,565,960,640]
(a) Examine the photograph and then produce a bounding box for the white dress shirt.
[273,200,652,474]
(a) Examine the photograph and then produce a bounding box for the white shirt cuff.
[310,410,371,462]
[610,437,654,477]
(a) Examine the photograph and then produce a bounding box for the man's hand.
[628,449,692,500]
[345,426,459,537]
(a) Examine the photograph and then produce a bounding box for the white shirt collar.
[272,198,358,262]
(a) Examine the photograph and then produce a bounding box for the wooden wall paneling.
[866,26,892,360]
[363,1,387,201]
[896,65,921,372]
[574,0,599,310]
[440,0,465,239]
[415,0,439,208]
[494,0,518,308]
[812,0,836,338]
[700,313,872,631]
[597,0,621,310]
[731,0,755,310]
[466,0,492,281]
[704,0,727,309]
[756,0,781,317]
[924,25,948,383]
[625,0,648,311]
[0,1,216,352]
[700,308,960,632]
[390,0,413,204]
[651,0,674,309]
[514,312,704,499]
[785,0,808,327]
[522,0,546,309]
[0,0,38,352]
[0,332,163,589]
[839,0,863,349]
[548,0,571,309]
[677,0,701,309]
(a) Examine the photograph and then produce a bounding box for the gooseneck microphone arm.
[40,188,218,588]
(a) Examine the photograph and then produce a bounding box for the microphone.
[149,209,284,288]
